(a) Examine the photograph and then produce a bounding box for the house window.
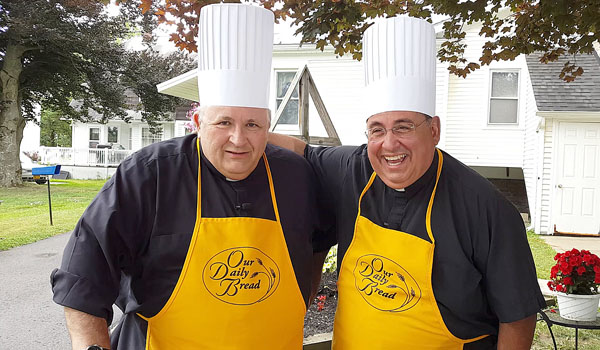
[275,71,299,125]
[125,89,140,109]
[108,126,119,143]
[89,127,100,148]
[142,127,163,147]
[489,71,519,124]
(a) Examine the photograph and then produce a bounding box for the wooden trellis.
[270,66,341,146]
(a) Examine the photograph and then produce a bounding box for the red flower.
[549,249,600,295]
[317,301,325,311]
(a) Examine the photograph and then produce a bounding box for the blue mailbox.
[32,165,61,176]
[32,165,61,226]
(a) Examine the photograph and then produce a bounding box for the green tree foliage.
[0,0,195,187]
[40,107,72,147]
[140,0,599,81]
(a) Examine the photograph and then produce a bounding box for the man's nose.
[229,125,247,145]
[381,129,400,149]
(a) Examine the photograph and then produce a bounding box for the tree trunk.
[0,43,27,187]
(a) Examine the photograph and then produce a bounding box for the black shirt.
[51,134,332,349]
[306,144,546,348]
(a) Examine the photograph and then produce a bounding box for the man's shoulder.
[439,150,501,199]
[124,134,196,168]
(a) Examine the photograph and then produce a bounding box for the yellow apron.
[333,149,487,349]
[141,139,306,349]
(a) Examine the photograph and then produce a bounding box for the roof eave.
[157,68,200,102]
[537,111,600,118]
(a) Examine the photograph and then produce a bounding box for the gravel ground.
[304,272,337,338]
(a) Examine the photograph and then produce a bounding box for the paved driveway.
[539,235,600,256]
[0,233,121,349]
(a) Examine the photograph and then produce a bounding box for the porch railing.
[39,147,133,167]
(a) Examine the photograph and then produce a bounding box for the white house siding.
[435,56,449,149]
[539,119,556,234]
[305,59,365,145]
[521,66,538,229]
[442,29,525,168]
[72,120,175,152]
[270,46,365,145]
[175,120,190,137]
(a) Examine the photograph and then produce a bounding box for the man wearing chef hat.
[51,4,331,349]
[270,16,545,349]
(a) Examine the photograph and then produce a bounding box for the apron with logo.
[141,139,306,349]
[333,149,487,349]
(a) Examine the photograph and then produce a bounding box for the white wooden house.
[39,92,192,179]
[49,20,600,235]
[157,26,599,236]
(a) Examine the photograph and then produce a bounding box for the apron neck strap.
[196,138,281,223]
[357,148,444,243]
[425,149,443,243]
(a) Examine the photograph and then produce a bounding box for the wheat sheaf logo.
[203,247,280,305]
[353,254,421,312]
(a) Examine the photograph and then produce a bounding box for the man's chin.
[378,173,411,189]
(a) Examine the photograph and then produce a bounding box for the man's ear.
[430,116,441,145]
[193,111,201,130]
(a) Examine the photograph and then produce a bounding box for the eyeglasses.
[365,118,430,142]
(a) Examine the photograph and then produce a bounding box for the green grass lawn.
[0,179,106,250]
[528,230,558,280]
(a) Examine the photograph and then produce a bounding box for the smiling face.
[198,106,270,180]
[366,111,440,189]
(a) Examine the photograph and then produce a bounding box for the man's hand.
[64,307,110,350]
[497,314,537,350]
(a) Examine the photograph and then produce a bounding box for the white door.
[554,122,600,235]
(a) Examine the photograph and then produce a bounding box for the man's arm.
[65,307,111,350]
[496,314,536,350]
[268,133,307,156]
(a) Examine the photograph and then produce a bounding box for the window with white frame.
[275,71,299,125]
[89,127,100,148]
[142,127,163,147]
[124,89,140,109]
[108,126,119,143]
[489,71,519,124]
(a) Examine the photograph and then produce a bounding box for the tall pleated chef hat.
[363,16,436,119]
[197,4,274,108]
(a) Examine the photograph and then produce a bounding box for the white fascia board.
[156,44,337,100]
[157,68,199,102]
[536,111,600,119]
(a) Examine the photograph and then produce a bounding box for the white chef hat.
[363,16,436,119]
[197,4,274,109]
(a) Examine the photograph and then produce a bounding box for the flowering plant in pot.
[547,248,600,321]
